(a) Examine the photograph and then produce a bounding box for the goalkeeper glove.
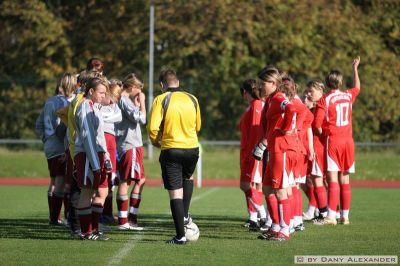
[252,143,267,161]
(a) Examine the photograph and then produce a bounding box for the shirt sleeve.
[76,102,101,171]
[102,104,123,124]
[279,98,297,132]
[43,101,56,140]
[347,87,360,103]
[35,110,45,141]
[250,101,263,141]
[313,97,326,129]
[195,97,201,133]
[147,96,164,144]
[120,98,146,125]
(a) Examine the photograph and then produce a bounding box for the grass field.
[0,146,399,180]
[0,186,399,265]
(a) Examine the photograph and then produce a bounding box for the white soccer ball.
[185,222,200,242]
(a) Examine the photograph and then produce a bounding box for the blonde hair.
[55,73,76,98]
[306,80,325,92]
[123,73,144,92]
[84,77,110,97]
[325,70,343,89]
[109,83,123,102]
[257,66,282,86]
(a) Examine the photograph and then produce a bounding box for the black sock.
[183,179,194,218]
[170,199,185,239]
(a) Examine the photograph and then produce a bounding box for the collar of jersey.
[166,87,182,92]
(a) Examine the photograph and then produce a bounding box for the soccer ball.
[185,222,200,242]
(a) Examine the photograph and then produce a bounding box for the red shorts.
[47,155,66,178]
[117,147,145,182]
[240,159,263,183]
[74,152,108,189]
[263,150,297,189]
[105,133,117,172]
[65,149,74,185]
[295,153,307,184]
[311,135,326,177]
[326,136,355,173]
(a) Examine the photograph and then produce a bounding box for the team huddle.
[35,55,360,243]
[36,59,150,240]
[239,57,361,241]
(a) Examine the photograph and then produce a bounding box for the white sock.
[249,211,258,222]
[342,210,349,219]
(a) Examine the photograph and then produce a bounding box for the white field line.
[107,187,220,266]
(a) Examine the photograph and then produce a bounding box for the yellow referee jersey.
[147,88,201,150]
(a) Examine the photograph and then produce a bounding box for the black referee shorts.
[159,148,199,190]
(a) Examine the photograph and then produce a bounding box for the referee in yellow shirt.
[148,68,201,245]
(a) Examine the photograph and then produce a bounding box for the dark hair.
[84,77,109,97]
[240,79,260,99]
[159,67,178,85]
[86,57,104,72]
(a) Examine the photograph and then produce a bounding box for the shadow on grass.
[0,213,247,241]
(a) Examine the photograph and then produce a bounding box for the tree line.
[0,0,399,142]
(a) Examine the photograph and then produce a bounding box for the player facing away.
[148,68,201,245]
[303,81,329,221]
[313,57,361,225]
[98,81,123,225]
[35,73,76,225]
[253,67,299,241]
[115,74,146,230]
[238,79,268,230]
[74,77,110,240]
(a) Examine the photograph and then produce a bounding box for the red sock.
[251,188,263,206]
[78,206,92,235]
[278,199,290,237]
[91,203,103,232]
[117,195,129,225]
[340,184,351,211]
[306,185,317,208]
[266,194,279,225]
[315,186,327,209]
[328,182,340,212]
[50,192,63,222]
[129,193,141,223]
[103,193,113,216]
[63,193,69,220]
[293,187,303,217]
[245,189,257,213]
[287,193,294,220]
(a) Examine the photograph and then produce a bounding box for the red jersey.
[239,99,264,164]
[313,88,360,138]
[263,92,298,153]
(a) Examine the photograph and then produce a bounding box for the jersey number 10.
[335,102,350,127]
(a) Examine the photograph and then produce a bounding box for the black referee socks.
[183,179,194,218]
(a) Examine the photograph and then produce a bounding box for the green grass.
[0,146,399,180]
[0,186,399,265]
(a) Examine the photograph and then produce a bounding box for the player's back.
[319,88,359,138]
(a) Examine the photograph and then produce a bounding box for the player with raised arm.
[313,57,361,225]
[238,79,267,230]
